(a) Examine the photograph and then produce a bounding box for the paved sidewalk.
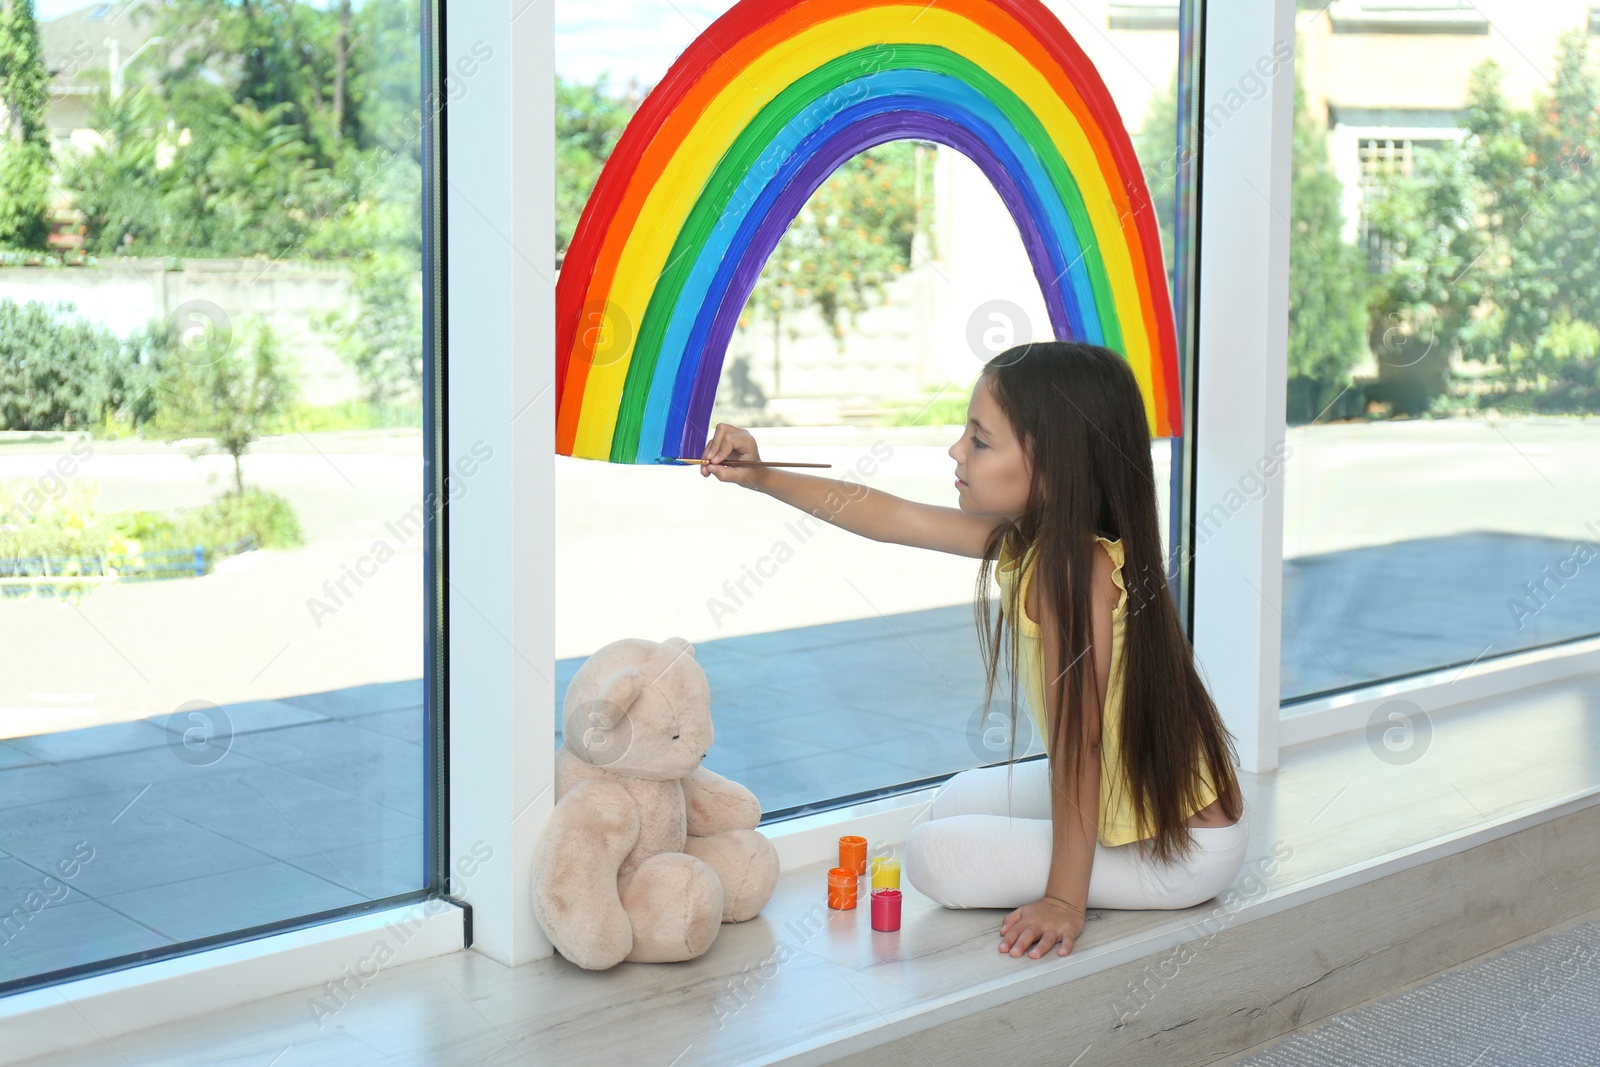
[1282,530,1600,698]
[0,681,423,987]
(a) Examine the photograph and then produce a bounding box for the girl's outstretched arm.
[760,468,1004,556]
[702,422,1004,556]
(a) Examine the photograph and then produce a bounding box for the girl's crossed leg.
[903,758,1249,911]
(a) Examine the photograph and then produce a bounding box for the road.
[2,412,1596,737]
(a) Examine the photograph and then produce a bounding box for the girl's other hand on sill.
[998,897,1085,959]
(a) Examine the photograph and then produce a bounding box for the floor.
[1231,916,1600,1065]
[10,669,1600,1066]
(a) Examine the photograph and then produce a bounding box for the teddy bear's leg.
[532,778,639,971]
[683,829,780,923]
[618,853,724,963]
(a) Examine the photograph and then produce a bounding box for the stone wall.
[0,258,402,408]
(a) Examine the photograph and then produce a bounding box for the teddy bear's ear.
[663,636,696,659]
[594,665,645,724]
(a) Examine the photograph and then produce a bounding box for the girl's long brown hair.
[970,341,1243,866]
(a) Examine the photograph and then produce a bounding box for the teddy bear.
[532,636,781,970]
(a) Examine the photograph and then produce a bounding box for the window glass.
[1284,3,1600,703]
[0,0,432,993]
[556,1,1190,816]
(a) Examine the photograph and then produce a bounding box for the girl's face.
[948,375,1031,521]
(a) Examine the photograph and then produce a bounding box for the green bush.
[107,508,179,544]
[0,480,301,599]
[261,399,424,434]
[171,488,303,552]
[0,298,121,431]
[886,390,969,427]
[0,476,104,568]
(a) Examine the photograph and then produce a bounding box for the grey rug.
[1236,921,1600,1066]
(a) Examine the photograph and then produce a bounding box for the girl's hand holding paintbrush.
[689,423,829,483]
[698,422,771,488]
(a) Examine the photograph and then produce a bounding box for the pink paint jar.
[871,888,902,931]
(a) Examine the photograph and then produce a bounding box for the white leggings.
[903,758,1249,910]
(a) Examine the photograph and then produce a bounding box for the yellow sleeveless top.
[996,534,1218,846]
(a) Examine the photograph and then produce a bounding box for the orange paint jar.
[827,866,858,910]
[838,835,867,875]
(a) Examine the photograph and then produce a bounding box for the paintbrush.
[666,457,832,468]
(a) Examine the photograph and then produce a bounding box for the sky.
[555,0,737,90]
[31,0,718,91]
[552,0,1171,130]
[36,0,112,17]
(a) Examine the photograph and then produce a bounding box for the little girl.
[702,341,1248,961]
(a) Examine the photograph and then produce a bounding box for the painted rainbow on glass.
[555,0,1182,464]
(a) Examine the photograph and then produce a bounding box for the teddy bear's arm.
[683,764,763,837]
